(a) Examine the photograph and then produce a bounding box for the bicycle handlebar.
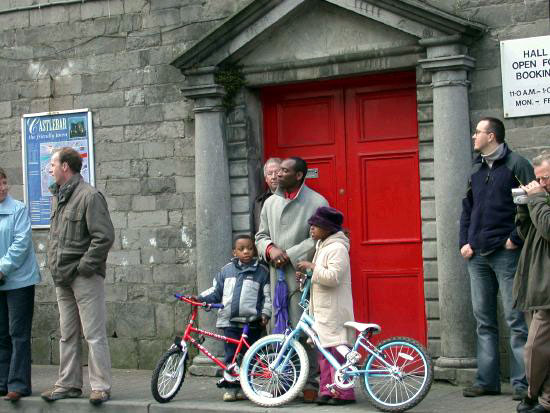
[174,294,224,309]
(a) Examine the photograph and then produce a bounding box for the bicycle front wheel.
[239,334,309,407]
[151,346,187,403]
[361,337,433,412]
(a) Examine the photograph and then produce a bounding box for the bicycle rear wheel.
[361,337,433,412]
[240,334,309,407]
[151,346,187,403]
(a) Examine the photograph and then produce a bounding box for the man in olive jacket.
[513,151,550,413]
[42,148,114,406]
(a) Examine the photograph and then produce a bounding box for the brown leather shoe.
[89,390,110,405]
[41,387,82,401]
[302,389,317,403]
[4,392,22,402]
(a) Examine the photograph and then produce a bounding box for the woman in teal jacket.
[0,167,41,402]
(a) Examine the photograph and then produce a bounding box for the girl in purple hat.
[296,206,355,406]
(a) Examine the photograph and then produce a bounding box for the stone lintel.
[182,66,217,76]
[242,44,423,75]
[419,34,463,48]
[243,52,423,87]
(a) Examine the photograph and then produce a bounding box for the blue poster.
[21,109,95,228]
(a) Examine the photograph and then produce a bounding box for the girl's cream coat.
[310,231,355,348]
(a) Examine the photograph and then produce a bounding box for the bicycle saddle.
[344,321,381,334]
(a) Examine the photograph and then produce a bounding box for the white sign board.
[500,35,550,118]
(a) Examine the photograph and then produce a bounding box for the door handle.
[339,188,345,195]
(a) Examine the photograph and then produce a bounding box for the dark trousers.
[0,285,35,395]
[223,324,263,365]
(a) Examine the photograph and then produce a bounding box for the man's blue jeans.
[468,247,528,391]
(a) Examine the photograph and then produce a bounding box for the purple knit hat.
[308,206,344,233]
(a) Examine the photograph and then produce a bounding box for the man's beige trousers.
[55,274,112,392]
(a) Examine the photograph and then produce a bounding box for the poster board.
[21,109,95,228]
[500,35,550,118]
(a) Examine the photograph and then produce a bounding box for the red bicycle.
[150,293,255,403]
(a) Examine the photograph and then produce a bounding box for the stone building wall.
[0,0,248,369]
[0,0,549,370]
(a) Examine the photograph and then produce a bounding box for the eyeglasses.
[474,130,491,136]
[536,175,550,183]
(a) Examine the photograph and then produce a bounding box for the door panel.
[345,78,424,343]
[366,272,424,340]
[356,91,418,141]
[277,96,336,147]
[262,72,427,344]
[263,89,347,212]
[359,152,421,243]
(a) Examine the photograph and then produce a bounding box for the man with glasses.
[513,152,550,413]
[460,117,534,400]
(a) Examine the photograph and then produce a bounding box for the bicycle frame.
[175,294,251,372]
[269,279,396,378]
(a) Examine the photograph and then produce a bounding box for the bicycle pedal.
[216,378,230,388]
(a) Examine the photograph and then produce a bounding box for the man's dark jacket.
[513,192,550,310]
[47,174,115,287]
[460,144,534,254]
[253,189,273,234]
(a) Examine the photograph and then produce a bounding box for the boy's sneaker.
[235,389,248,401]
[302,389,318,403]
[89,390,110,405]
[41,387,82,401]
[223,390,237,402]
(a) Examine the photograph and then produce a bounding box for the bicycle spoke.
[246,341,300,398]
[363,338,433,409]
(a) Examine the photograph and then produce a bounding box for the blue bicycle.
[239,273,433,412]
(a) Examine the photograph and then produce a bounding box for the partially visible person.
[197,234,271,402]
[41,148,115,405]
[0,167,41,403]
[296,206,355,406]
[513,152,550,413]
[253,158,281,234]
[460,117,533,400]
[256,156,328,402]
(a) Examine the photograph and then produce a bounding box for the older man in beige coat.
[256,157,328,400]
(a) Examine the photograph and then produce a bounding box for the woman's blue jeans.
[0,285,35,395]
[468,248,528,391]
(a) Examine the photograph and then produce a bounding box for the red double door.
[262,71,427,344]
